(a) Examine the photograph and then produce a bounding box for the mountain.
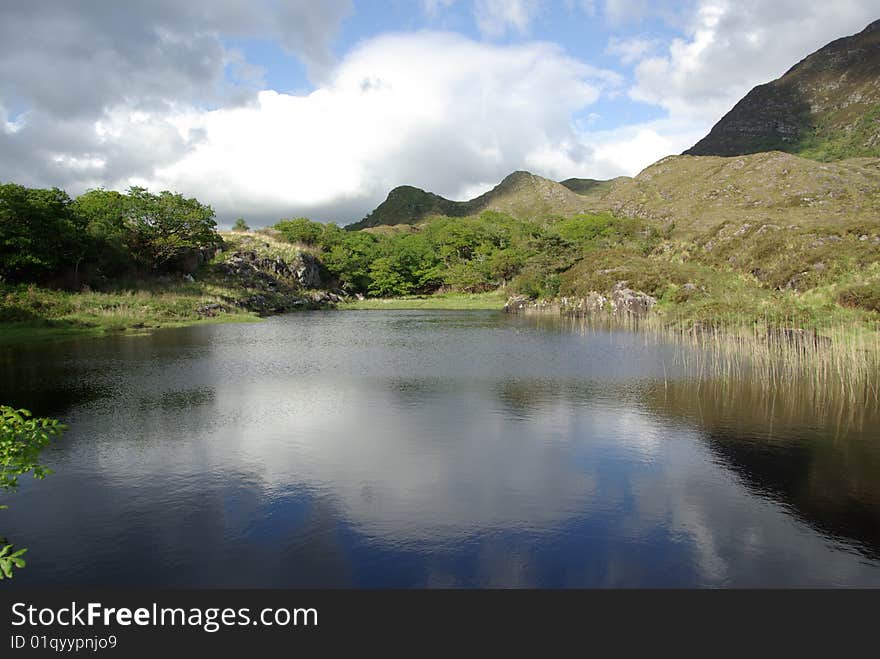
[348,171,599,230]
[685,19,880,161]
[600,151,880,235]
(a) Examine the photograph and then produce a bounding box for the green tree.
[71,189,133,279]
[367,256,409,296]
[0,183,87,283]
[323,231,379,293]
[0,406,66,579]
[275,218,324,245]
[232,218,249,232]
[124,187,221,271]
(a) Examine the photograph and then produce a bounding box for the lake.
[2,310,879,587]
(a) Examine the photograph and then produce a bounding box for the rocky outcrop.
[211,248,341,316]
[504,283,655,318]
[610,281,656,317]
[685,19,880,159]
[219,250,323,289]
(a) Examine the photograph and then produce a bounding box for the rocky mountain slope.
[600,151,880,235]
[348,171,596,229]
[686,19,880,160]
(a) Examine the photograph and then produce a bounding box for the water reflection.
[1,311,879,587]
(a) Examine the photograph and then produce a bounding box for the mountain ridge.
[347,170,603,230]
[685,18,880,160]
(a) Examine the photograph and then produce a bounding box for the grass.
[559,313,880,409]
[338,291,507,310]
[0,229,332,345]
[0,283,263,345]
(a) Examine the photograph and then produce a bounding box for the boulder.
[610,281,656,317]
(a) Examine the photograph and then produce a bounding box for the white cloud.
[132,32,622,224]
[473,0,543,38]
[628,0,880,123]
[605,36,660,64]
[423,0,457,17]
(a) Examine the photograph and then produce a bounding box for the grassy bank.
[0,231,327,345]
[337,291,507,310]
[0,283,263,345]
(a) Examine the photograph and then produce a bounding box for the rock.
[196,303,224,317]
[610,281,656,317]
[503,295,532,313]
[290,252,323,288]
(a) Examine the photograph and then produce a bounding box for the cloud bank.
[1,1,879,225]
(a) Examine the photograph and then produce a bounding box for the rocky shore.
[504,281,657,318]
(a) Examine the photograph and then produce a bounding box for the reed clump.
[562,312,880,408]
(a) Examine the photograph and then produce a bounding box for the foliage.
[837,280,880,313]
[0,406,65,579]
[0,406,66,490]
[270,209,674,299]
[0,544,27,580]
[122,187,220,270]
[0,183,86,283]
[275,218,325,245]
[1,182,222,287]
[232,218,249,232]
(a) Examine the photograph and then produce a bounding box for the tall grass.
[555,312,880,409]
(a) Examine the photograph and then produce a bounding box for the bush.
[275,218,324,245]
[837,281,880,313]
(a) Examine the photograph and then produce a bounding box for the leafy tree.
[323,231,379,293]
[0,183,86,283]
[123,187,220,270]
[0,406,66,579]
[368,257,409,296]
[275,218,324,245]
[71,189,133,278]
[232,218,250,232]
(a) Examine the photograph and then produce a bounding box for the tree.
[232,218,249,232]
[0,406,65,579]
[124,187,221,271]
[275,218,324,245]
[0,183,86,283]
[71,188,134,279]
[323,231,379,293]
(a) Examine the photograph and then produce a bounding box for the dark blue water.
[2,310,879,587]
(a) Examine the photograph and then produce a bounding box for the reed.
[558,312,880,408]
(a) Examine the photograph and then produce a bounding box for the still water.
[2,310,879,587]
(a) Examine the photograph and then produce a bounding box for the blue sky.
[1,1,878,225]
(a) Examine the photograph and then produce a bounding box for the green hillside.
[348,171,597,230]
[600,151,880,235]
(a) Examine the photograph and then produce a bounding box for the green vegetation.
[232,218,250,232]
[0,283,262,345]
[348,171,592,230]
[339,291,506,310]
[0,183,340,343]
[274,211,630,299]
[1,183,220,287]
[0,406,66,579]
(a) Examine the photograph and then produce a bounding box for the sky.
[1,1,878,226]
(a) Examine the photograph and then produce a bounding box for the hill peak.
[348,171,600,230]
[685,19,880,161]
